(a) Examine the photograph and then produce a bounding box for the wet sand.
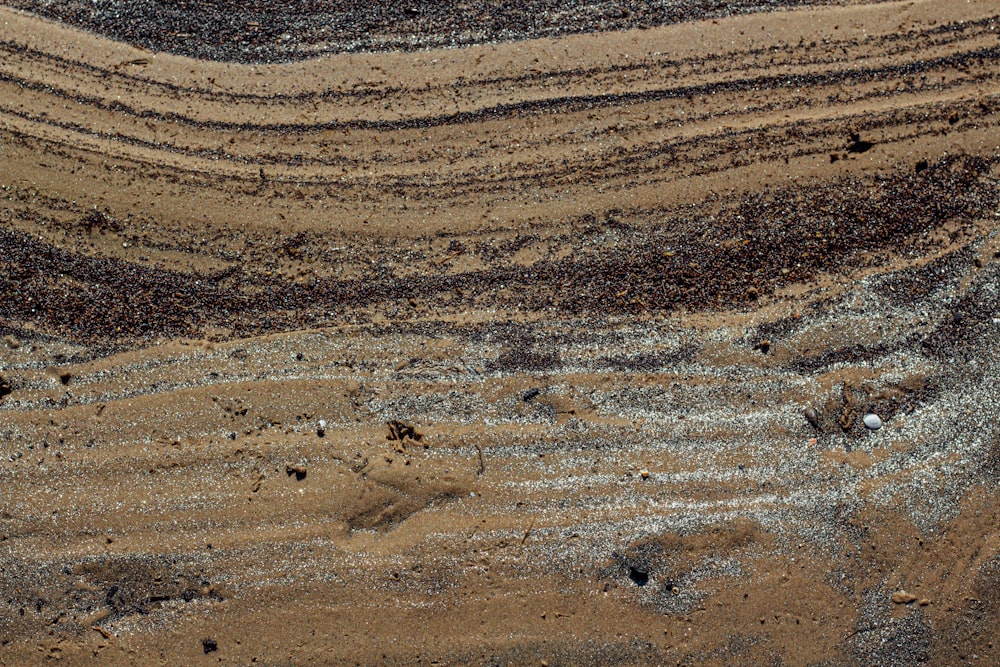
[1,0,1000,664]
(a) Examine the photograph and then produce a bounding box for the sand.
[1,0,999,664]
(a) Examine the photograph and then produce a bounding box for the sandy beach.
[1,0,999,664]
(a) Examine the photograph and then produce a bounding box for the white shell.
[863,413,882,430]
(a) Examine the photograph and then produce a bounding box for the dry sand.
[1,0,999,664]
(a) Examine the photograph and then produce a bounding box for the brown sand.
[1,0,1000,664]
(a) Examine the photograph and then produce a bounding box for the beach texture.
[1,0,999,664]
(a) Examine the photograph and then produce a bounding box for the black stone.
[628,566,649,587]
[804,407,821,430]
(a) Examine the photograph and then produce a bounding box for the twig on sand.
[437,249,462,265]
[475,442,485,476]
[521,520,535,545]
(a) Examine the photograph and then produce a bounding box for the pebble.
[891,590,918,604]
[316,419,326,437]
[863,413,883,430]
[804,407,821,429]
[639,469,650,479]
[286,463,308,480]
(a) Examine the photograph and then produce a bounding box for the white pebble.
[863,413,882,430]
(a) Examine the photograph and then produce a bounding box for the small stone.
[627,568,648,586]
[891,590,918,604]
[918,598,930,606]
[285,463,307,481]
[639,469,650,479]
[202,638,218,654]
[757,339,771,354]
[863,413,883,430]
[316,419,326,437]
[804,407,821,430]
